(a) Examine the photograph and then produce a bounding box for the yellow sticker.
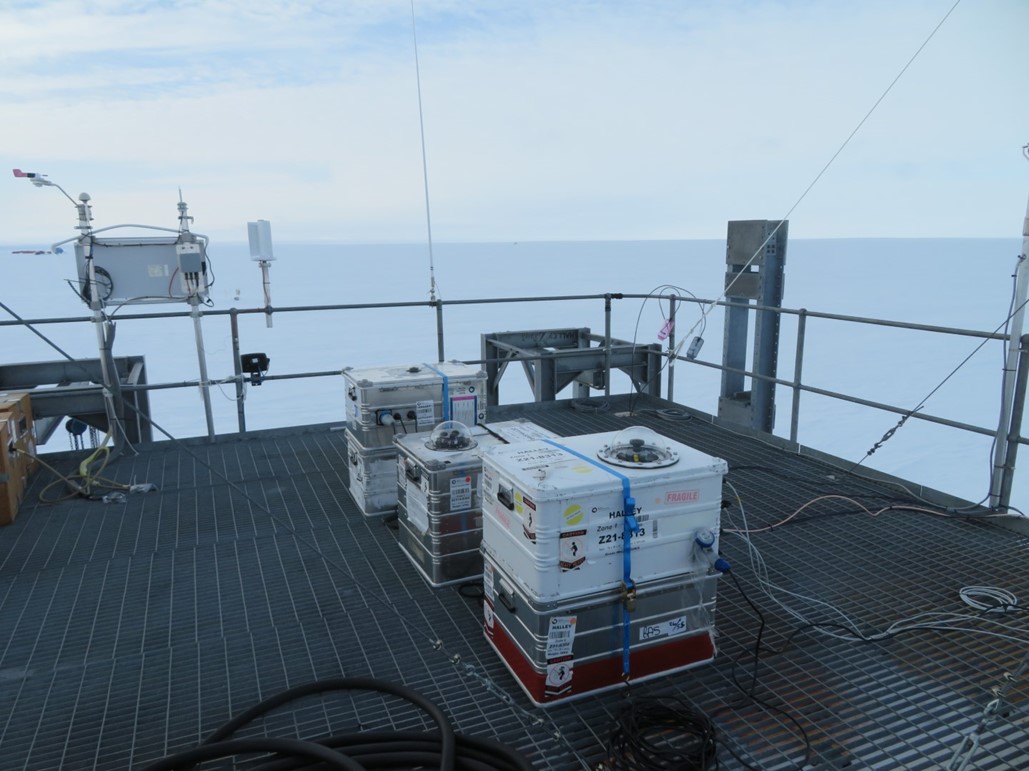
[563,504,584,526]
[572,464,593,474]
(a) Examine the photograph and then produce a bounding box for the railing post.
[998,333,1029,511]
[667,295,677,402]
[435,300,445,362]
[790,309,807,444]
[230,309,246,434]
[604,294,612,399]
[190,295,216,442]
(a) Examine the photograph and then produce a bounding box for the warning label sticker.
[559,529,587,571]
[483,561,495,602]
[544,660,573,695]
[521,492,537,543]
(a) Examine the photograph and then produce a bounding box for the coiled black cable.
[140,677,533,771]
[603,695,717,770]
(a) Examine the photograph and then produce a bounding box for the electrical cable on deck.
[140,677,534,771]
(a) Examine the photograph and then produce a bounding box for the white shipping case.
[343,362,487,448]
[346,429,398,516]
[480,427,727,601]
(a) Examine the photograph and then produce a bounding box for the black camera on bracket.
[241,352,270,386]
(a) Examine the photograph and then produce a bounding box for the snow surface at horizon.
[1,236,1024,513]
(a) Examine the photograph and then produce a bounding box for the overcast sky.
[2,0,1027,244]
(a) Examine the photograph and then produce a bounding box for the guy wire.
[674,0,963,358]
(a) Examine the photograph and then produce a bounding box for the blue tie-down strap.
[542,439,638,680]
[622,497,639,679]
[423,362,450,421]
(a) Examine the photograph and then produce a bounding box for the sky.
[1,0,1027,244]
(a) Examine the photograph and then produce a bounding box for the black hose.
[140,737,364,771]
[140,677,533,771]
[252,733,534,771]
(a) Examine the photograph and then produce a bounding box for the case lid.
[484,431,726,498]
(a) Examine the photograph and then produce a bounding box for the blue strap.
[423,363,450,421]
[542,439,638,679]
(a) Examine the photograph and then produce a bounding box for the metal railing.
[2,291,1025,509]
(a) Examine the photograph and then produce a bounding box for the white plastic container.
[480,427,727,601]
[342,362,487,448]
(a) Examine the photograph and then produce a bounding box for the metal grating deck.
[0,394,1025,769]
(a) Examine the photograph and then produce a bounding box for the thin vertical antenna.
[410,0,438,302]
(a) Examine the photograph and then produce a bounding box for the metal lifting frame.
[719,219,788,434]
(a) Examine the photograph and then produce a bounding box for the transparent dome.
[425,420,477,451]
[597,426,679,468]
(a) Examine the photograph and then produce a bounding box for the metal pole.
[230,309,246,434]
[435,300,445,362]
[998,333,1029,511]
[790,309,807,444]
[260,261,273,328]
[604,294,612,399]
[191,296,216,441]
[991,194,1029,507]
[667,295,677,402]
[83,236,126,450]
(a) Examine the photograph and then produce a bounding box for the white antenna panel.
[247,219,275,261]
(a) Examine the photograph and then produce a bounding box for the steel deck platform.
[0,394,1025,769]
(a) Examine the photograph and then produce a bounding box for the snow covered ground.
[1,235,1024,512]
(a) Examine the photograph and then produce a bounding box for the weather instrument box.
[0,392,38,476]
[73,236,209,306]
[395,419,559,587]
[342,362,487,449]
[346,429,400,517]
[483,552,719,706]
[479,427,728,602]
[0,392,37,526]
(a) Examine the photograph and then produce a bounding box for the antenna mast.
[410,0,438,303]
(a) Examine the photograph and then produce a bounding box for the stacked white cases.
[395,419,559,587]
[480,426,728,706]
[342,361,487,517]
